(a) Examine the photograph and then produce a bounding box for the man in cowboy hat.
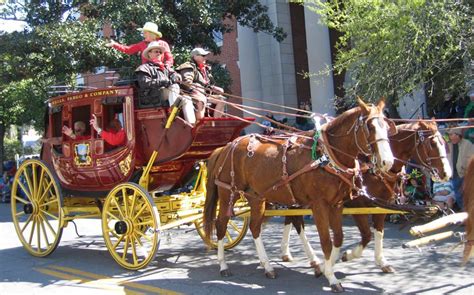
[106,21,174,67]
[447,124,474,211]
[135,41,196,124]
[176,47,225,120]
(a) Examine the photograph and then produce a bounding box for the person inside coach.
[62,121,89,140]
[90,114,126,147]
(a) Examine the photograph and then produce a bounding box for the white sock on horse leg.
[217,239,229,271]
[330,246,340,266]
[374,229,388,267]
[323,259,339,286]
[345,244,364,261]
[281,224,292,259]
[254,236,274,273]
[299,228,320,265]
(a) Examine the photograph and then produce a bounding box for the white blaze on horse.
[203,99,394,293]
[280,120,452,273]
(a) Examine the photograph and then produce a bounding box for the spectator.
[432,181,455,210]
[0,172,12,203]
[447,125,474,211]
[294,102,315,131]
[106,22,174,67]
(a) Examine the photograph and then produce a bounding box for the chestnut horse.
[463,155,474,265]
[203,99,394,292]
[280,120,452,273]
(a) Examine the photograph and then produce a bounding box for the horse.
[463,155,474,265]
[280,120,452,273]
[203,99,395,292]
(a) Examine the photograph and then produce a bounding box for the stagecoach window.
[51,111,62,138]
[71,105,92,136]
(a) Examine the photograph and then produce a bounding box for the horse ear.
[376,97,386,113]
[357,96,370,114]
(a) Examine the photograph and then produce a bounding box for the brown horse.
[463,155,474,265]
[203,99,394,292]
[280,120,452,273]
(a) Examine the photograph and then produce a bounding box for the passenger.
[135,41,196,124]
[90,114,126,147]
[106,22,173,67]
[62,121,89,140]
[177,47,225,120]
[432,181,455,210]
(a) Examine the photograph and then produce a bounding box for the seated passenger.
[432,181,455,210]
[135,41,196,124]
[177,47,225,120]
[62,121,89,140]
[90,114,126,147]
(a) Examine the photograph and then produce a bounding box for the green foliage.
[304,0,473,110]
[3,138,22,160]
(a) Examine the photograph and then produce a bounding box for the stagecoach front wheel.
[195,195,249,249]
[11,159,64,257]
[102,182,160,270]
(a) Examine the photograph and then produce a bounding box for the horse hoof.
[265,271,277,279]
[313,263,323,278]
[220,269,232,277]
[330,283,345,293]
[282,255,293,262]
[341,252,348,262]
[381,265,395,273]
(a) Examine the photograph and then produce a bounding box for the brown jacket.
[176,61,214,90]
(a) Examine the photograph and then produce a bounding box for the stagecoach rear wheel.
[102,182,160,270]
[11,159,64,257]
[195,195,249,249]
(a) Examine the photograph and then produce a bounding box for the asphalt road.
[0,203,473,294]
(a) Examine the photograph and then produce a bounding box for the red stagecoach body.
[41,86,251,194]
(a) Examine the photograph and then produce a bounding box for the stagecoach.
[10,81,252,270]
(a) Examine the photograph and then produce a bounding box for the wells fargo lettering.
[51,89,123,106]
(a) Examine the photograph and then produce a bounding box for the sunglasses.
[150,49,163,54]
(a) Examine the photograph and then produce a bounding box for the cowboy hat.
[137,22,162,38]
[143,41,167,59]
[191,47,210,57]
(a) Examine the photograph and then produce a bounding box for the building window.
[213,30,223,48]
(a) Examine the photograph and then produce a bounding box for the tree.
[0,1,286,172]
[303,0,473,114]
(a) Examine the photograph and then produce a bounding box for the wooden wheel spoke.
[229,220,241,232]
[17,180,33,202]
[106,211,120,221]
[112,197,126,220]
[28,217,37,245]
[21,214,34,233]
[32,163,38,199]
[38,180,54,204]
[39,209,59,220]
[130,236,138,265]
[13,195,29,205]
[36,169,45,199]
[23,168,35,200]
[129,191,137,217]
[40,199,57,208]
[42,216,57,237]
[225,231,234,243]
[132,203,148,221]
[136,220,154,227]
[36,215,42,252]
[39,215,51,248]
[135,229,153,242]
[122,188,129,217]
[132,232,144,247]
[122,236,130,261]
[15,211,26,217]
[112,234,125,251]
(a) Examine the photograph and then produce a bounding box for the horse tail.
[203,146,225,244]
[462,155,474,265]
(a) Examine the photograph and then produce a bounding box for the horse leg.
[312,203,344,293]
[281,217,294,262]
[250,199,276,279]
[341,214,370,262]
[281,216,321,275]
[216,192,232,277]
[328,207,344,267]
[373,214,395,273]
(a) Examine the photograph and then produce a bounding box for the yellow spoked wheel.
[102,182,160,270]
[195,196,249,249]
[11,159,63,257]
